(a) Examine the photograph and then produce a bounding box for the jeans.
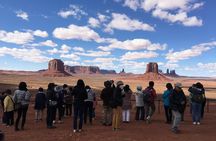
[65,104,72,116]
[112,106,121,129]
[15,105,28,130]
[172,110,181,130]
[135,106,145,120]
[164,105,172,123]
[57,104,64,121]
[73,102,84,130]
[144,103,155,119]
[192,102,202,122]
[35,110,44,120]
[84,101,93,124]
[103,106,112,125]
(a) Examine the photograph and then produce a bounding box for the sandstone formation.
[165,69,179,77]
[43,59,71,77]
[143,62,169,81]
[100,69,116,74]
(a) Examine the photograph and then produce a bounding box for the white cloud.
[97,13,109,22]
[47,44,71,55]
[60,53,80,61]
[61,44,71,53]
[118,60,147,73]
[123,0,140,11]
[64,61,81,66]
[33,30,48,38]
[166,41,216,63]
[39,40,57,47]
[121,51,158,60]
[84,57,118,69]
[197,62,216,73]
[152,9,202,27]
[105,13,155,32]
[15,10,29,21]
[73,47,84,52]
[0,30,34,44]
[164,63,179,69]
[53,24,101,42]
[88,17,100,28]
[98,38,167,51]
[0,47,50,63]
[58,4,87,19]
[75,50,111,57]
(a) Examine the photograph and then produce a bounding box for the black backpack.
[143,88,153,103]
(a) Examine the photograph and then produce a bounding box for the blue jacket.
[162,90,172,106]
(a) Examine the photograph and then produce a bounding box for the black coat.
[170,89,186,113]
[72,86,87,105]
[34,92,46,110]
[113,87,125,108]
[100,87,113,106]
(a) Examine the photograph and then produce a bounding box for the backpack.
[191,93,204,103]
[143,88,153,103]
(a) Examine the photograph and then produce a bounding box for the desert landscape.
[0,60,216,141]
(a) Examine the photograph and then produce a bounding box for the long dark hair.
[76,79,85,88]
[166,83,173,90]
[18,82,27,91]
[124,85,130,93]
[47,83,55,90]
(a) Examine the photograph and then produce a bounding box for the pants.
[57,104,64,121]
[84,101,93,124]
[15,105,28,130]
[112,106,121,129]
[35,110,44,120]
[172,110,181,130]
[181,104,186,121]
[46,106,56,127]
[65,104,72,116]
[73,102,84,130]
[192,102,202,122]
[103,106,112,125]
[122,109,130,122]
[144,103,155,119]
[5,111,14,126]
[135,106,145,120]
[92,108,96,118]
[164,105,172,123]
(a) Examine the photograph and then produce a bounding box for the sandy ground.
[0,73,216,141]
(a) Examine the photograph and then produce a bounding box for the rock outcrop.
[65,65,116,74]
[165,69,179,77]
[43,59,71,77]
[143,62,169,81]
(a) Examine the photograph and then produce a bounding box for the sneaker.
[53,120,56,124]
[73,130,77,133]
[193,122,196,125]
[78,129,82,132]
[197,122,200,125]
[58,120,63,124]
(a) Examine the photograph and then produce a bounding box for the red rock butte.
[42,59,71,77]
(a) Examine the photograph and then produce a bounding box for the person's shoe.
[15,128,20,131]
[112,128,116,131]
[78,129,82,132]
[53,120,56,124]
[197,122,200,125]
[193,122,196,125]
[73,130,77,133]
[58,120,63,124]
[47,126,56,129]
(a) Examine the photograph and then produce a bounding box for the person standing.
[100,81,113,126]
[188,82,205,125]
[72,79,88,133]
[46,83,58,129]
[143,81,157,124]
[162,83,173,124]
[122,85,132,123]
[170,83,186,134]
[34,87,46,122]
[65,87,73,117]
[3,89,14,126]
[84,86,95,124]
[112,81,125,131]
[134,85,145,121]
[13,82,31,131]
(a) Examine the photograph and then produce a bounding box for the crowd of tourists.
[0,79,206,138]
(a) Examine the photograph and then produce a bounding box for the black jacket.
[34,92,46,110]
[170,89,186,113]
[72,86,87,104]
[113,87,125,108]
[100,87,113,106]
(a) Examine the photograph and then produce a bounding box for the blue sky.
[0,0,216,77]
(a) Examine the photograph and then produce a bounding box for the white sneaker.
[193,122,196,125]
[73,130,77,133]
[197,122,200,125]
[53,120,56,124]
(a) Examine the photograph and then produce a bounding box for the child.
[34,87,46,121]
[3,89,14,126]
